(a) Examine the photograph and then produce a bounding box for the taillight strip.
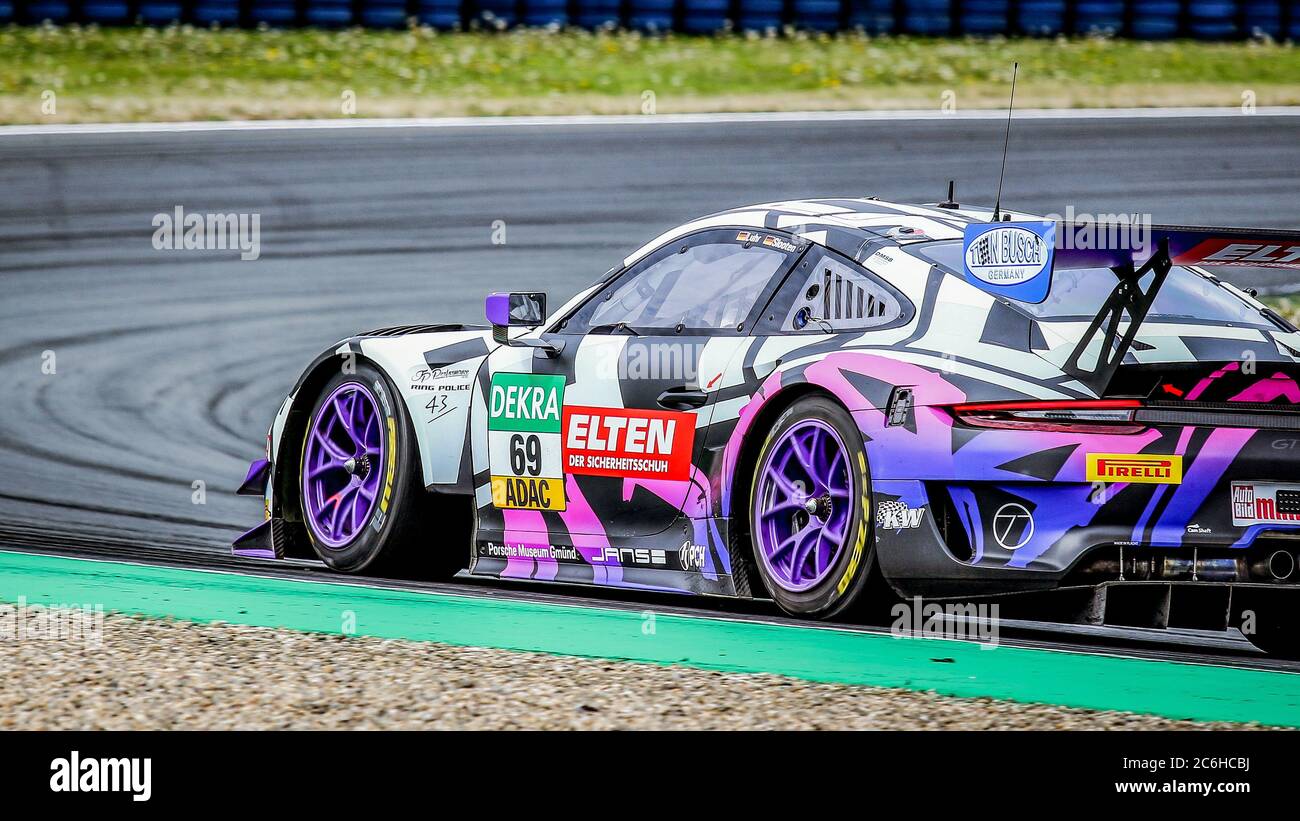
[950,399,1141,414]
[947,399,1145,434]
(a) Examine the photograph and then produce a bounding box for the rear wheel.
[748,395,876,619]
[299,363,464,578]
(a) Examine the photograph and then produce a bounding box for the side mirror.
[485,291,564,356]
[486,291,546,328]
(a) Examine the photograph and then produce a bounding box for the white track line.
[3,106,1299,137]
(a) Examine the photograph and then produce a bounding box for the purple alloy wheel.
[301,382,386,549]
[754,418,854,592]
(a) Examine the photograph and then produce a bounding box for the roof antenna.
[937,179,959,210]
[992,61,1019,223]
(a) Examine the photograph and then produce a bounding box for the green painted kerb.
[2,549,1297,726]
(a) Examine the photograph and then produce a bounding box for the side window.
[778,252,904,332]
[565,230,802,334]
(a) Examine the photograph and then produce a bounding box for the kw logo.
[1086,453,1182,484]
[877,501,926,530]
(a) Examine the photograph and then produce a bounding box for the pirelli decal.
[1086,453,1182,485]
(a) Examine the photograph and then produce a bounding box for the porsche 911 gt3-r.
[234,197,1300,656]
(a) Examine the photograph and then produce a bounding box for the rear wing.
[1054,224,1300,272]
[960,223,1300,396]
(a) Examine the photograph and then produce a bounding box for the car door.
[481,227,807,540]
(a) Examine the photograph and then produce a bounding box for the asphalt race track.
[2,112,1299,666]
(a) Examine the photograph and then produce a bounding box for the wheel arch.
[278,349,475,576]
[720,352,898,591]
[273,344,478,561]
[726,381,884,617]
[726,382,838,528]
[271,347,394,528]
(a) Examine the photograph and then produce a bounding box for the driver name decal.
[489,372,567,511]
[563,406,695,481]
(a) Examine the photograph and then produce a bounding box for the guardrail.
[5,0,1298,39]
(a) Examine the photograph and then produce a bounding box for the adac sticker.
[961,221,1055,304]
[488,372,567,512]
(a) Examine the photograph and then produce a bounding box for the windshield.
[563,230,801,334]
[912,240,1273,329]
[587,242,783,331]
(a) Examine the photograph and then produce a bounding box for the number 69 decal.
[488,373,566,511]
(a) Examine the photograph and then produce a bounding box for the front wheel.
[749,395,876,619]
[298,363,463,578]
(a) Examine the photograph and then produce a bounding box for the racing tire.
[748,395,877,619]
[298,362,463,578]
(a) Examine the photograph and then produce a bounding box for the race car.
[234,196,1300,656]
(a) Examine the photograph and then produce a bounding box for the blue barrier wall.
[626,0,674,31]
[12,0,1299,39]
[188,0,238,24]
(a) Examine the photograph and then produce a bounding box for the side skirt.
[468,517,745,597]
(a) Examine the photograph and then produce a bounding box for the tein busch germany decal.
[563,406,695,482]
[961,221,1055,304]
[488,372,566,512]
[1086,453,1183,485]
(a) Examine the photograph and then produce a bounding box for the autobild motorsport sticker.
[1231,482,1300,526]
[489,372,566,511]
